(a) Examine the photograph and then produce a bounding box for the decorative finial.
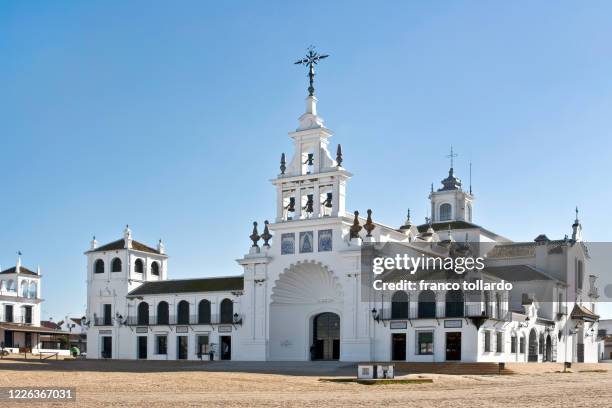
[294,46,329,97]
[123,224,132,249]
[280,153,286,175]
[37,265,41,275]
[16,251,22,273]
[364,209,375,237]
[261,220,272,247]
[157,239,165,255]
[575,206,579,223]
[336,144,343,167]
[350,210,362,239]
[400,208,412,231]
[250,221,261,247]
[431,183,434,193]
[90,235,98,250]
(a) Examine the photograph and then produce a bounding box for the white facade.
[0,258,69,355]
[85,91,601,364]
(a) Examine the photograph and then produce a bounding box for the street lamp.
[371,308,380,324]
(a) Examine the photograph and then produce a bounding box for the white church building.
[84,60,601,364]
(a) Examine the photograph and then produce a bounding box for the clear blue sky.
[1,1,611,320]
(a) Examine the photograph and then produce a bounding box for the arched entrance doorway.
[545,334,552,362]
[312,312,340,361]
[528,329,538,362]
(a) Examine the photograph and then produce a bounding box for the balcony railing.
[94,317,113,326]
[0,315,32,324]
[385,303,510,321]
[125,314,237,326]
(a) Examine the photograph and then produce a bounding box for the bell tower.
[429,147,474,223]
[272,48,351,222]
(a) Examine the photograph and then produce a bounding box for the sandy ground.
[0,358,610,407]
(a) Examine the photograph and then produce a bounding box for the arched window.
[134,259,144,274]
[94,259,105,274]
[439,203,452,221]
[151,261,160,276]
[220,298,233,324]
[28,282,37,299]
[20,281,28,297]
[137,302,149,325]
[418,290,436,318]
[576,259,584,290]
[0,280,5,291]
[7,279,15,292]
[177,300,190,324]
[111,258,122,272]
[391,291,409,319]
[157,301,169,325]
[445,289,464,317]
[467,204,472,222]
[198,299,211,324]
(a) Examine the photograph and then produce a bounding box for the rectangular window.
[519,337,525,354]
[484,331,491,352]
[103,304,112,326]
[417,331,433,355]
[5,305,14,323]
[511,336,517,353]
[197,335,209,356]
[156,335,167,355]
[23,306,32,324]
[496,332,503,353]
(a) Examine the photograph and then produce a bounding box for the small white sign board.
[376,364,394,379]
[357,364,374,379]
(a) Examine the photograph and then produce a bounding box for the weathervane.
[294,46,329,97]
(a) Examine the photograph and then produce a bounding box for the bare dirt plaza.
[0,358,610,407]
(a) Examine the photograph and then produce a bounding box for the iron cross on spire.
[294,46,329,97]
[446,146,458,169]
